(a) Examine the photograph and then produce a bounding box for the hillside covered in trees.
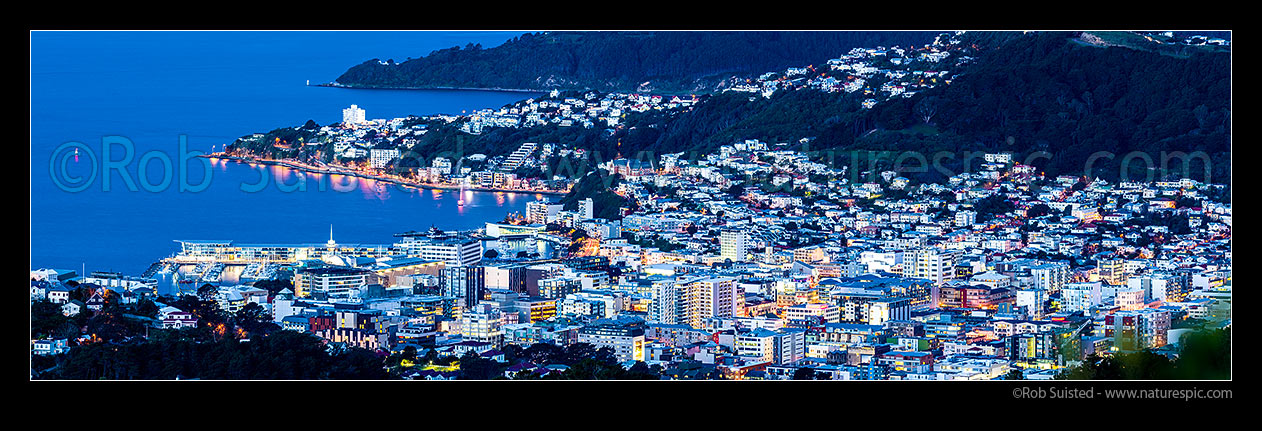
[564,31,1230,183]
[913,31,1231,182]
[334,31,940,93]
[335,31,1229,184]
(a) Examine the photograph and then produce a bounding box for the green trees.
[456,351,501,380]
[1027,203,1053,218]
[134,298,159,318]
[559,171,627,220]
[1055,328,1231,380]
[336,31,938,92]
[921,32,1230,181]
[234,303,278,336]
[973,195,1016,221]
[253,279,294,297]
[31,300,75,339]
[45,330,391,380]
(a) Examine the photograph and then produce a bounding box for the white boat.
[191,262,210,279]
[201,262,225,284]
[257,264,277,280]
[239,262,261,280]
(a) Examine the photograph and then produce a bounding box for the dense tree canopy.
[45,330,389,380]
[337,31,939,93]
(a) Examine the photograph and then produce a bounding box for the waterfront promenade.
[204,154,569,196]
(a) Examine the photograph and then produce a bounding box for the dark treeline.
[44,329,390,380]
[1054,327,1230,380]
[336,31,940,93]
[558,170,628,220]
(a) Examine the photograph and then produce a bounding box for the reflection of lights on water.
[358,178,390,202]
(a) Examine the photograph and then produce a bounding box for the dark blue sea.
[31,31,545,274]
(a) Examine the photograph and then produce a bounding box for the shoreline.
[203,154,568,196]
[314,82,547,94]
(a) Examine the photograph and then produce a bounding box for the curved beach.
[203,153,568,196]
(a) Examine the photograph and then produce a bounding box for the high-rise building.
[538,276,583,299]
[1030,262,1070,293]
[647,276,739,328]
[1060,282,1103,313]
[1105,309,1170,352]
[1128,274,1180,302]
[483,263,529,294]
[954,210,977,227]
[720,229,748,262]
[772,328,807,365]
[578,198,595,220]
[524,263,565,297]
[369,146,399,169]
[342,104,366,125]
[461,302,504,347]
[734,328,777,362]
[834,289,910,325]
[1097,257,1127,286]
[442,265,485,308]
[907,248,957,285]
[526,201,563,225]
[648,278,679,324]
[1015,288,1049,319]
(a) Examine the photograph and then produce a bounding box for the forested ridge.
[335,31,940,93]
[917,31,1231,181]
[629,31,1231,183]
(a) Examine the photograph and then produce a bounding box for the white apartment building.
[735,329,776,362]
[954,210,977,227]
[294,267,371,299]
[395,236,483,266]
[369,147,400,169]
[578,198,595,220]
[577,324,645,362]
[782,302,841,324]
[461,302,504,347]
[648,276,739,329]
[860,250,903,274]
[1030,262,1070,293]
[1061,282,1103,313]
[342,104,366,125]
[720,229,749,262]
[906,248,957,285]
[526,201,563,225]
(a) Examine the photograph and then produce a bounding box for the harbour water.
[31,31,547,274]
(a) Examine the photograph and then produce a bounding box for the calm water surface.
[31,31,546,273]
